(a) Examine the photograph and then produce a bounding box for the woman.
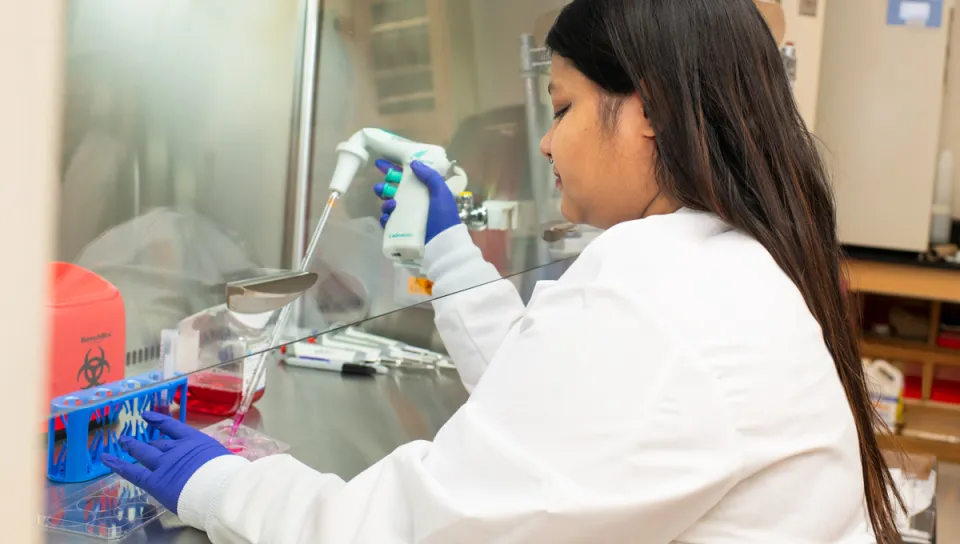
[103,0,903,541]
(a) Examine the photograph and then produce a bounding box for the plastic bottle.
[930,150,954,245]
[781,42,797,89]
[172,305,274,416]
[864,359,905,431]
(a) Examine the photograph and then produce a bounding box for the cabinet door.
[352,0,454,142]
[816,0,952,251]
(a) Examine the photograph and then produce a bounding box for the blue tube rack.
[48,371,188,484]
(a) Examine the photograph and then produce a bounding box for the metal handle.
[457,192,489,230]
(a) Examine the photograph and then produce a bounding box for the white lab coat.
[178,208,874,543]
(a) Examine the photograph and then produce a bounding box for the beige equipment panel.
[816,0,952,251]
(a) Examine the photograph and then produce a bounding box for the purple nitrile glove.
[373,159,461,244]
[101,411,234,515]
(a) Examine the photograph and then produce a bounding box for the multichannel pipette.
[230,128,469,436]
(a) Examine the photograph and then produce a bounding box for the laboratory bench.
[43,361,469,543]
[43,263,950,543]
[42,359,942,543]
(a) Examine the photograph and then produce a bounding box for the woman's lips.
[554,171,562,189]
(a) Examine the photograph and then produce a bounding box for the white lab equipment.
[177,210,871,543]
[930,150,954,245]
[284,342,365,364]
[315,328,452,369]
[780,42,797,89]
[232,128,519,434]
[318,335,383,363]
[283,355,384,375]
[281,341,385,375]
[329,128,519,268]
[234,128,502,428]
[330,128,469,265]
[336,326,452,366]
[342,326,402,346]
[864,359,905,431]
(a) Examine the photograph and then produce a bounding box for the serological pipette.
[230,192,340,436]
[231,128,469,437]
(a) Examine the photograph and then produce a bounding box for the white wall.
[0,0,60,539]
[468,0,828,125]
[781,0,829,129]
[468,0,568,112]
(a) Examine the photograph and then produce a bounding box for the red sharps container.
[48,262,126,430]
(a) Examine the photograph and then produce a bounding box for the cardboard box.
[884,449,937,480]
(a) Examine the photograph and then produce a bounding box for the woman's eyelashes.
[553,104,571,120]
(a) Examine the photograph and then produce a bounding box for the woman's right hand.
[373,159,462,244]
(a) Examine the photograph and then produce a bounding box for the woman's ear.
[636,85,655,138]
[629,93,656,139]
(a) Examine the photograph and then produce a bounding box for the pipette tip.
[229,411,245,437]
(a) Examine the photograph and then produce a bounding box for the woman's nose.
[539,129,552,159]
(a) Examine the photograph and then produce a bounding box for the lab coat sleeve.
[420,224,526,392]
[179,282,743,544]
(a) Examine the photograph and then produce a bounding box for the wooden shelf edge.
[877,431,960,463]
[860,336,960,367]
[845,258,960,304]
[903,398,960,413]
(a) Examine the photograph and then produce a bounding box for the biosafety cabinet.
[58,0,960,373]
[812,0,957,252]
[57,0,571,376]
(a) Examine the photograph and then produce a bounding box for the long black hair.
[546,0,902,539]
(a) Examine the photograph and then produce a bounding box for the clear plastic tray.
[43,474,163,541]
[199,421,291,461]
[42,421,290,540]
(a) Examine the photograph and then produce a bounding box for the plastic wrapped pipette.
[230,192,340,436]
[331,328,456,369]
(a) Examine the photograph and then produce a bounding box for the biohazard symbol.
[78,346,110,389]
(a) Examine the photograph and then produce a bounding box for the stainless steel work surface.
[43,363,469,543]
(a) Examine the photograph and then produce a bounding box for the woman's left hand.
[101,411,235,514]
[373,159,463,243]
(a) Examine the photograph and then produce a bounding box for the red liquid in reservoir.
[174,372,264,417]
